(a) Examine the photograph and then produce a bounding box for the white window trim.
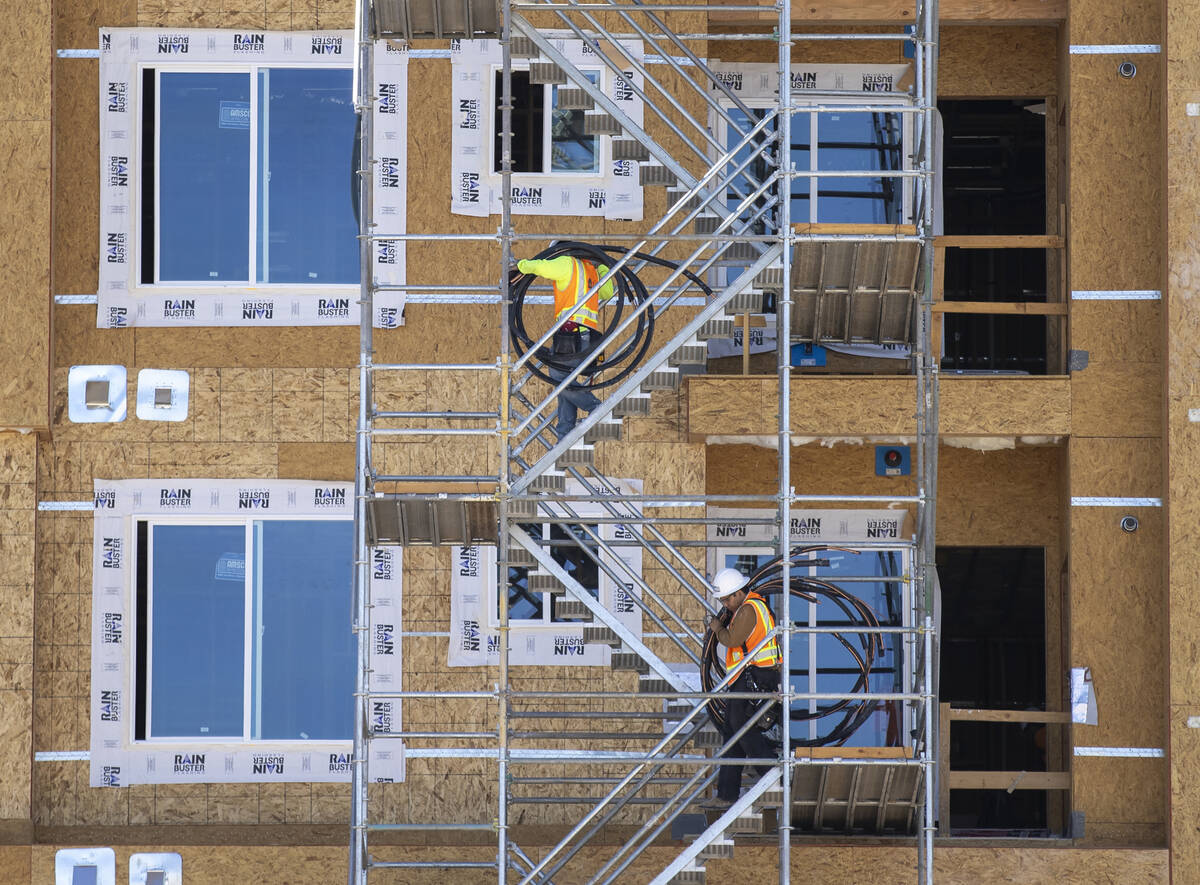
[97,28,408,329]
[89,479,403,785]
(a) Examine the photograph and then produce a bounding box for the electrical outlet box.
[875,445,911,477]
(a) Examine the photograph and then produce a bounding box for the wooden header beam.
[710,0,1065,27]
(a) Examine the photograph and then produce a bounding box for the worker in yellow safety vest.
[703,567,783,808]
[517,255,616,436]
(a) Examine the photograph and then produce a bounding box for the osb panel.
[687,376,1072,437]
[52,58,99,299]
[1070,359,1162,438]
[1069,0,1161,45]
[1070,300,1164,363]
[1073,757,1166,844]
[0,0,50,123]
[132,328,357,369]
[1169,705,1200,874]
[12,844,1162,884]
[1167,401,1200,705]
[0,122,51,430]
[0,848,29,884]
[0,691,32,819]
[1068,437,1162,498]
[1069,507,1165,746]
[938,26,1057,97]
[1068,55,1163,291]
[277,442,355,479]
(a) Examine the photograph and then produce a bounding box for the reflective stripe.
[725,592,782,671]
[553,259,601,331]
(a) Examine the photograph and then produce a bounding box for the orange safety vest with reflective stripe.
[553,259,602,331]
[725,591,782,673]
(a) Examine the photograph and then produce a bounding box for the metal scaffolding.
[350,0,940,878]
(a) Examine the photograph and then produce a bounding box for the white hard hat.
[711,567,749,599]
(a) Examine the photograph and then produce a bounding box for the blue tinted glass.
[817,111,902,223]
[790,111,812,221]
[257,68,359,284]
[158,72,251,282]
[550,72,599,173]
[253,520,355,740]
[151,524,246,737]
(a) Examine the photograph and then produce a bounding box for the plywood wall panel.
[51,58,100,300]
[1073,757,1166,845]
[1068,55,1162,292]
[1070,301,1163,362]
[1069,507,1165,747]
[1069,360,1161,438]
[1069,0,1160,45]
[277,442,354,479]
[1068,437,1161,498]
[939,26,1057,97]
[0,122,51,429]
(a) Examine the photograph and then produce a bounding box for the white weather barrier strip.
[450,37,645,220]
[97,29,407,329]
[448,478,644,667]
[1075,747,1164,757]
[90,478,404,786]
[704,61,912,100]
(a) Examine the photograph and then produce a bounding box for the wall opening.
[939,99,1049,375]
[937,545,1051,835]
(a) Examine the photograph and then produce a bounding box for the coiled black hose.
[508,241,712,390]
[701,545,890,747]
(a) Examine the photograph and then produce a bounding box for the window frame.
[709,542,912,746]
[134,513,355,747]
[488,63,607,181]
[134,60,360,296]
[492,520,635,631]
[718,94,915,231]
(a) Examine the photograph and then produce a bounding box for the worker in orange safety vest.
[517,255,616,436]
[703,567,783,808]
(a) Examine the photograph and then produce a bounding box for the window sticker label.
[218,100,250,129]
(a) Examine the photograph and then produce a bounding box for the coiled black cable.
[701,545,890,747]
[508,241,712,389]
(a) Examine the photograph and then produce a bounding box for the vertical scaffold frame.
[350,0,940,877]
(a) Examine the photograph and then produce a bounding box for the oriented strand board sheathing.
[938,27,1057,97]
[687,376,1072,438]
[1068,55,1163,292]
[1071,301,1164,362]
[1068,0,1161,45]
[1070,359,1162,438]
[1068,437,1162,499]
[0,122,51,429]
[1069,507,1165,743]
[277,442,355,479]
[52,59,100,299]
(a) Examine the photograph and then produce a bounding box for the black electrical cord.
[508,241,712,390]
[701,545,889,748]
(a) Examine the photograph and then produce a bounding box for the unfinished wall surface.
[19,0,1184,876]
[1065,0,1167,850]
[1164,0,1200,877]
[0,0,52,431]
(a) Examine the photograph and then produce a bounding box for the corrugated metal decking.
[372,0,501,41]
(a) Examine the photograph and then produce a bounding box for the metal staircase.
[351,0,940,878]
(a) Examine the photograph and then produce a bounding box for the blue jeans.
[548,365,601,436]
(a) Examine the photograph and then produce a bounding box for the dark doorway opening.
[937,546,1050,835]
[938,99,1048,374]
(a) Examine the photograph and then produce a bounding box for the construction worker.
[516,255,615,436]
[703,567,782,808]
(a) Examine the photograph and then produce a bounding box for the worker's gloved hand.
[596,265,615,303]
[517,259,535,275]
